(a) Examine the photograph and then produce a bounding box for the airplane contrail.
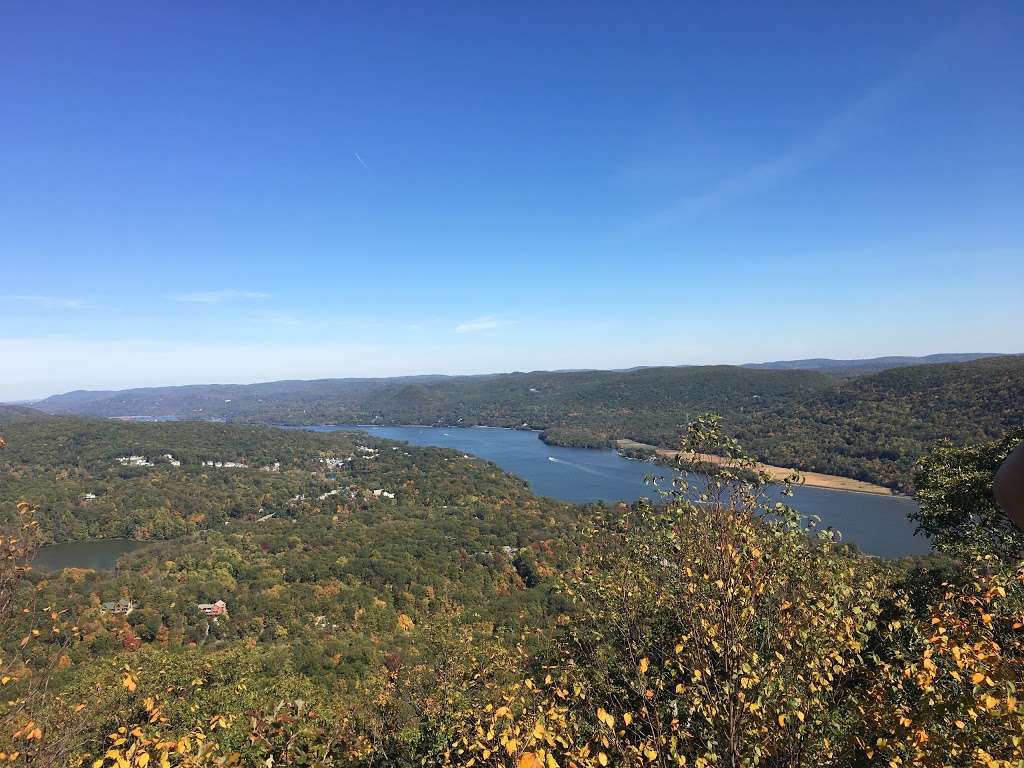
[354,152,368,169]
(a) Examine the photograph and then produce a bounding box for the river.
[306,424,930,559]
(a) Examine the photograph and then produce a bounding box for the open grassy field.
[616,439,897,496]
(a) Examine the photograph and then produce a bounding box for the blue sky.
[2,1,1022,399]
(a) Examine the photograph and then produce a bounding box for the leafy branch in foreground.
[912,427,1024,562]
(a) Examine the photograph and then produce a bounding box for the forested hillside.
[0,414,581,687]
[743,352,1005,375]
[2,415,1022,765]
[33,356,1024,491]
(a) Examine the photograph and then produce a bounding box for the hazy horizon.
[5,350,1017,403]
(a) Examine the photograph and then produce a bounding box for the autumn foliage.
[1,421,1022,767]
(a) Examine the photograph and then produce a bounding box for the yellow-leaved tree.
[424,417,1024,768]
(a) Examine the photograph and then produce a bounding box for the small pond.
[34,539,145,572]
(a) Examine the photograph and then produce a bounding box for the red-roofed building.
[198,599,227,617]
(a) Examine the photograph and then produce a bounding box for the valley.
[32,354,1024,492]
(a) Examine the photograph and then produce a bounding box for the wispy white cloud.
[635,24,964,231]
[455,315,514,334]
[167,289,270,303]
[3,295,88,310]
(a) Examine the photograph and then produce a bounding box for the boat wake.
[547,456,608,478]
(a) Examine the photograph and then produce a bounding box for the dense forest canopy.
[1,413,1022,765]
[0,414,583,694]
[31,355,1024,491]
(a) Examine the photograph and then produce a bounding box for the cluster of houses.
[114,453,245,469]
[317,446,382,468]
[116,455,153,467]
[279,484,394,508]
[101,598,228,620]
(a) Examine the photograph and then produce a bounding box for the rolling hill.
[28,355,1024,491]
[743,352,1006,376]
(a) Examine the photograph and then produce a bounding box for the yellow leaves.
[517,751,543,768]
[122,672,137,693]
[623,712,633,726]
[504,739,518,756]
[1,677,10,686]
[638,657,649,675]
[970,672,986,685]
[137,752,151,767]
[597,753,608,766]
[644,747,658,761]
[396,613,415,633]
[596,707,615,729]
[778,714,787,727]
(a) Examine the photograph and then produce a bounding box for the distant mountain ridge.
[25,355,1024,491]
[744,353,1005,376]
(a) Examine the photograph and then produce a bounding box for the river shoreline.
[615,439,897,496]
[118,417,903,500]
[302,421,900,499]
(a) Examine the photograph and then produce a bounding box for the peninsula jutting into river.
[615,439,897,495]
[303,424,928,558]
